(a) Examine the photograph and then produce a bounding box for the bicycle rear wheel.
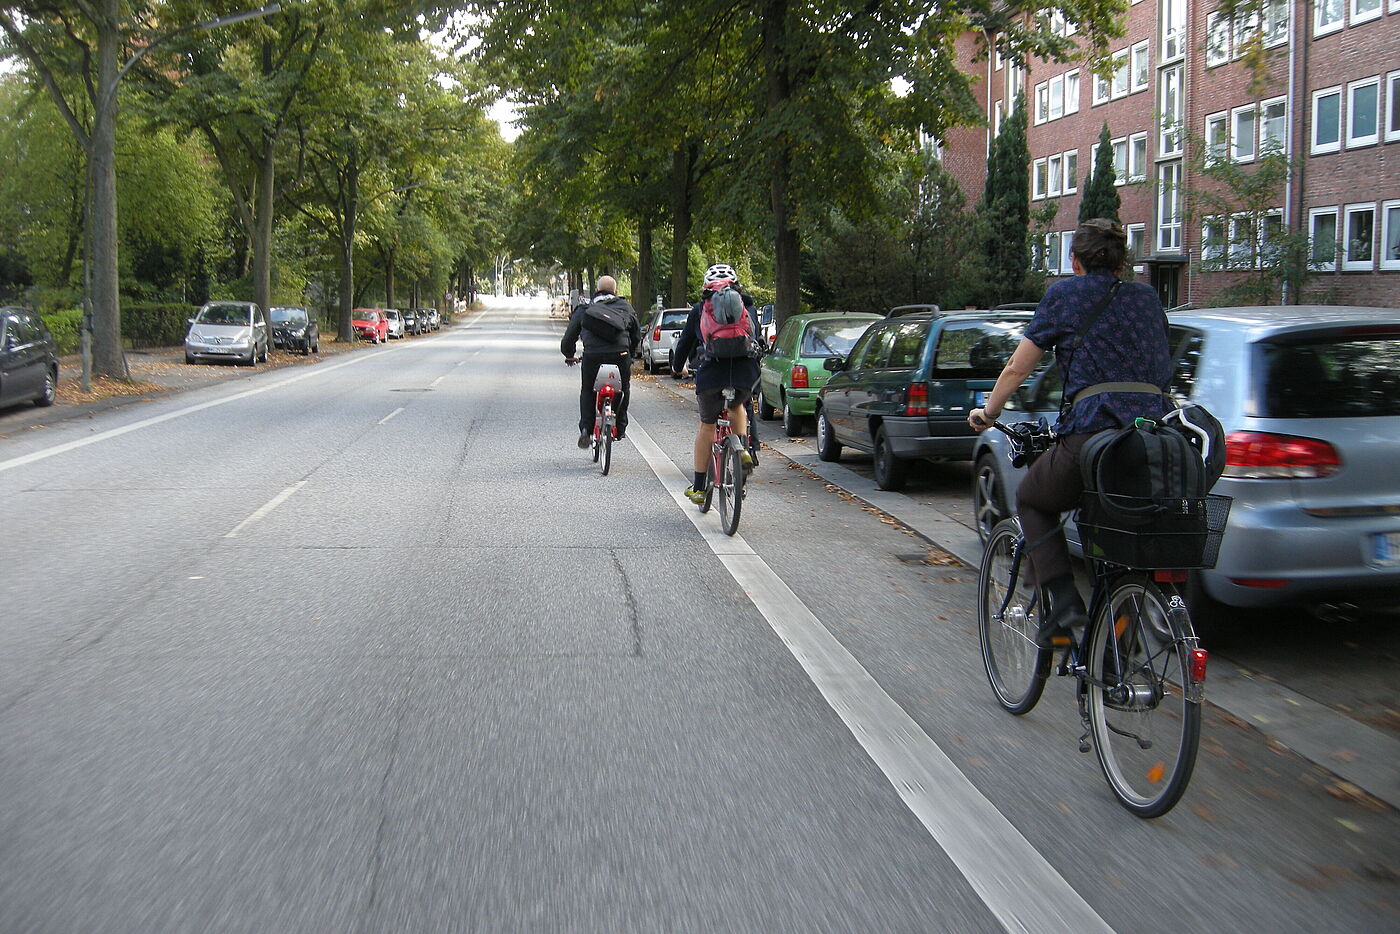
[1086,575,1201,818]
[601,419,613,475]
[977,518,1051,714]
[716,435,745,536]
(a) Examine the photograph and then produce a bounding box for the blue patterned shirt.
[1024,273,1171,435]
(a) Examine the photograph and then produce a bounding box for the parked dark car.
[401,308,421,334]
[815,310,1031,490]
[971,306,1400,631]
[269,305,319,355]
[0,306,58,410]
[422,308,440,331]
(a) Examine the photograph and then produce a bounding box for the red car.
[352,308,389,344]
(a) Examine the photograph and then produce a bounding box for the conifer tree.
[1079,122,1121,223]
[980,94,1031,305]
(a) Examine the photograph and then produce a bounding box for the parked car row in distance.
[355,307,441,344]
[0,305,58,409]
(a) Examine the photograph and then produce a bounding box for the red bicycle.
[567,360,622,476]
[697,386,748,535]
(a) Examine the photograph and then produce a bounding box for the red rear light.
[791,364,809,389]
[1189,648,1208,683]
[906,382,928,416]
[1152,569,1188,583]
[652,327,661,341]
[1224,431,1341,479]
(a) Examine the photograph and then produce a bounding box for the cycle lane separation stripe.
[628,420,1117,934]
[0,307,495,477]
[225,480,308,539]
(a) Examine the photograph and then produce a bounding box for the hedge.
[39,308,83,355]
[123,303,198,349]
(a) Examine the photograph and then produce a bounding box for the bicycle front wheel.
[1086,575,1201,818]
[716,435,745,536]
[977,518,1050,714]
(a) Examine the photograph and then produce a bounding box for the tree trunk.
[251,133,275,318]
[384,248,396,307]
[668,144,694,307]
[636,218,653,310]
[337,151,359,342]
[763,0,800,332]
[90,0,127,379]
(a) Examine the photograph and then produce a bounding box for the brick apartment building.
[939,0,1400,307]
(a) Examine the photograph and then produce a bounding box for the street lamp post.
[78,3,282,391]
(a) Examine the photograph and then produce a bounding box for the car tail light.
[1223,431,1341,479]
[1228,577,1288,588]
[1189,648,1208,683]
[906,382,928,416]
[653,327,661,341]
[791,365,809,389]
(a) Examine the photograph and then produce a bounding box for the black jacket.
[561,293,641,357]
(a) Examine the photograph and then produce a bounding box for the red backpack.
[699,279,757,359]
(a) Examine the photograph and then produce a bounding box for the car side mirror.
[187,318,195,325]
[823,356,846,373]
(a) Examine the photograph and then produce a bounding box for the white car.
[384,309,406,339]
[640,307,691,373]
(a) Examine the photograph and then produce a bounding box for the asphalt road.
[1,298,1396,933]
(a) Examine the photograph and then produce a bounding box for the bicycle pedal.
[1049,635,1072,647]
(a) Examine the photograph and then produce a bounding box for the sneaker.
[739,449,754,473]
[684,485,706,504]
[577,432,590,449]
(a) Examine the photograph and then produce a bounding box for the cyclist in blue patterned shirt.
[968,219,1171,647]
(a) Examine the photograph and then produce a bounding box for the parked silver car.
[184,301,269,366]
[640,307,690,373]
[971,306,1400,627]
[384,309,406,339]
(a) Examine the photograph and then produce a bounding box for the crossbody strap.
[1059,280,1121,415]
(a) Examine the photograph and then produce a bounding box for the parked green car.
[758,311,882,436]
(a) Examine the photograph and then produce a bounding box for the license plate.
[975,391,988,406]
[1375,532,1400,567]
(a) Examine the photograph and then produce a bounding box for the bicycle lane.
[625,370,1400,934]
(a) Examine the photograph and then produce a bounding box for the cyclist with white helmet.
[673,262,763,503]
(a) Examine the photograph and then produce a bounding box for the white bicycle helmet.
[703,263,738,285]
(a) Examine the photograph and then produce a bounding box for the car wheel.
[244,348,256,366]
[313,342,319,354]
[261,344,269,363]
[185,353,195,365]
[757,391,776,421]
[973,453,1010,544]
[872,426,909,491]
[816,407,842,462]
[782,396,805,437]
[34,366,56,407]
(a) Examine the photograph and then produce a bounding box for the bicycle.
[568,359,622,476]
[696,386,751,536]
[977,418,1226,818]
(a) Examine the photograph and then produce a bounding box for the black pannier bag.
[1076,416,1231,569]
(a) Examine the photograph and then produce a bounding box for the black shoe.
[1037,577,1089,649]
[615,429,626,441]
[577,432,590,449]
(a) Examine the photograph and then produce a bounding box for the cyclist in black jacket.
[562,276,642,447]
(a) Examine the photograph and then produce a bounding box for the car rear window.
[270,308,308,325]
[353,311,378,321]
[1255,330,1400,417]
[932,318,1027,377]
[801,320,872,357]
[660,310,689,329]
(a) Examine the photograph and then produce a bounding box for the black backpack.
[1079,417,1208,525]
[580,297,630,339]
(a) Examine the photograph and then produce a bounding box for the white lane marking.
[0,306,497,476]
[224,480,307,539]
[455,361,466,368]
[629,422,1117,934]
[430,376,446,387]
[378,407,405,425]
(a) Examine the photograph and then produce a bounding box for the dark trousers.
[579,352,631,434]
[1016,433,1092,586]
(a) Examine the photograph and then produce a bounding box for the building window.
[1063,150,1078,193]
[1260,210,1284,267]
[1131,40,1150,92]
[1064,70,1080,114]
[1044,232,1061,273]
[1310,207,1339,270]
[1264,0,1290,46]
[1352,0,1382,24]
[1093,71,1110,106]
[1233,105,1257,161]
[993,101,1003,138]
[1112,49,1130,98]
[1232,10,1261,58]
[1388,71,1400,142]
[1130,132,1148,181]
[1348,77,1380,147]
[1033,158,1048,199]
[1126,224,1146,260]
[1206,13,1230,66]
[1049,74,1065,120]
[1381,201,1400,270]
[1315,0,1344,34]
[1312,86,1341,154]
[1112,137,1129,184]
[1260,98,1287,154]
[1206,111,1230,162]
[1202,216,1226,262]
[1344,204,1376,270]
[1228,214,1254,267]
[1159,66,1183,156]
[1161,0,1187,60]
[1060,231,1075,271]
[1158,161,1182,251]
[994,36,1003,70]
[1007,62,1024,107]
[1048,153,1063,196]
[1035,82,1049,124]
